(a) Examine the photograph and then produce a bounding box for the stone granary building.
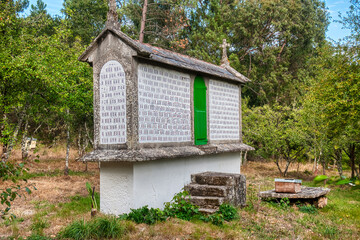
[79,3,253,215]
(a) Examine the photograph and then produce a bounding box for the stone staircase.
[184,172,246,214]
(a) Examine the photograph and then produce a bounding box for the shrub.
[217,204,239,221]
[163,191,200,221]
[121,206,166,225]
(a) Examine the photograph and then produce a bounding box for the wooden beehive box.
[275,179,302,193]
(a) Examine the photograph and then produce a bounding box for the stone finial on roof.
[220,39,230,66]
[106,0,118,27]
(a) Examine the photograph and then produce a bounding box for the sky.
[23,0,353,42]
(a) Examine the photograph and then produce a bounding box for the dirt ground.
[0,148,344,238]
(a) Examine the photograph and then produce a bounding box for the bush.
[217,204,239,221]
[163,191,200,221]
[119,191,239,226]
[121,206,166,225]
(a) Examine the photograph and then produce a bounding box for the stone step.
[185,183,229,197]
[189,196,225,209]
[199,208,218,215]
[191,171,240,186]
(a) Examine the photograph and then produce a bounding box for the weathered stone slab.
[80,143,254,162]
[192,171,238,186]
[185,184,229,197]
[190,196,225,209]
[259,187,330,199]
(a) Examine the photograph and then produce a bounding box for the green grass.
[58,216,126,240]
[56,194,100,218]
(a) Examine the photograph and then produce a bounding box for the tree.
[184,0,329,106]
[62,0,108,45]
[339,0,360,45]
[307,42,360,178]
[242,103,307,176]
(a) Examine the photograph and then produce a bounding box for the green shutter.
[194,76,208,145]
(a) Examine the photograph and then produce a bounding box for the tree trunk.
[275,158,283,176]
[65,110,70,176]
[139,0,148,43]
[84,122,94,148]
[283,159,291,177]
[21,118,29,161]
[335,149,343,178]
[2,113,24,162]
[348,144,356,178]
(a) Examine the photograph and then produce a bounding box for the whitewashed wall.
[100,152,241,214]
[133,152,240,209]
[100,162,133,215]
[138,64,191,143]
[99,61,127,144]
[209,80,240,140]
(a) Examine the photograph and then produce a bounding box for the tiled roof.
[79,25,250,84]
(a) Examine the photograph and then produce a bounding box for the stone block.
[186,171,246,210]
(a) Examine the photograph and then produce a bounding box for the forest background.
[1,0,359,217]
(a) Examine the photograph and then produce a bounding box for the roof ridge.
[139,42,226,70]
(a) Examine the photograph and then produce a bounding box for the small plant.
[279,197,290,208]
[121,205,166,225]
[299,204,318,214]
[217,204,238,221]
[85,182,98,217]
[163,190,200,221]
[31,217,50,236]
[206,212,224,226]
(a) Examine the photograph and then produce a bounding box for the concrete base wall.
[100,152,241,214]
[100,162,133,215]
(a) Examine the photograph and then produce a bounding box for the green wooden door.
[194,76,208,145]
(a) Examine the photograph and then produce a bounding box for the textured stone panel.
[209,80,240,140]
[99,60,127,144]
[138,63,191,143]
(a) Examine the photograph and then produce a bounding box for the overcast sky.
[22,0,352,42]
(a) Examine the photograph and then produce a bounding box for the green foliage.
[30,217,49,236]
[121,206,166,225]
[163,190,199,221]
[243,103,307,176]
[120,191,238,226]
[58,216,126,240]
[0,160,35,219]
[279,197,290,209]
[56,194,100,218]
[299,205,318,214]
[313,175,359,187]
[216,203,238,222]
[202,212,224,226]
[62,0,108,45]
[58,219,91,240]
[20,235,53,240]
